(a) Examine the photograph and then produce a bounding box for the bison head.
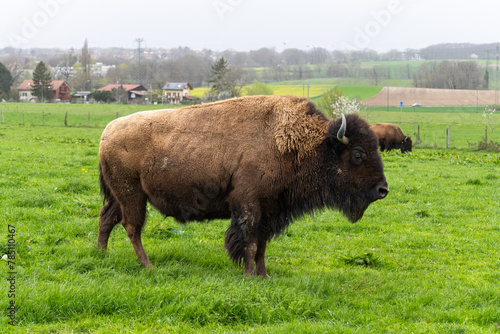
[401,136,412,153]
[324,114,388,222]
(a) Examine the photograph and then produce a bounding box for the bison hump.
[272,100,328,160]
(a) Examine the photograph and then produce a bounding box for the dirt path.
[361,87,500,106]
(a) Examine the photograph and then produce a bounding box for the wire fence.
[0,104,497,151]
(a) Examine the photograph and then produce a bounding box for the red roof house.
[96,84,149,102]
[17,80,71,102]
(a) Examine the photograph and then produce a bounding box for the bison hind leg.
[97,194,122,249]
[120,193,153,268]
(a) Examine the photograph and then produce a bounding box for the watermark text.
[8,0,69,47]
[6,225,16,326]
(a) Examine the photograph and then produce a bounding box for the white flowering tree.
[318,87,362,119]
[331,95,361,119]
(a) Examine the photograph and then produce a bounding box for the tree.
[318,87,344,118]
[483,106,498,148]
[55,51,77,82]
[111,86,128,104]
[93,90,112,103]
[330,95,362,119]
[31,61,52,102]
[208,57,240,100]
[318,87,362,119]
[80,39,92,88]
[0,62,13,99]
[413,60,485,89]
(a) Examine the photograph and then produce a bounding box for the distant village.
[16,79,194,105]
[1,41,498,104]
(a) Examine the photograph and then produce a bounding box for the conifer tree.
[31,61,52,102]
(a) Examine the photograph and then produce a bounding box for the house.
[162,82,192,104]
[17,80,71,102]
[71,91,93,103]
[96,84,149,103]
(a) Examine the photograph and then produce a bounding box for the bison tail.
[99,162,112,205]
[97,161,123,249]
[224,222,246,266]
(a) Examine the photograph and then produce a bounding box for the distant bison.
[369,123,412,153]
[98,95,388,277]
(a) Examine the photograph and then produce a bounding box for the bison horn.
[337,114,349,145]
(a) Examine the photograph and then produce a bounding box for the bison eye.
[351,147,366,166]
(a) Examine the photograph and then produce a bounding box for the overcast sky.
[1,0,499,52]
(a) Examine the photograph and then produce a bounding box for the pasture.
[0,103,499,333]
[190,82,384,101]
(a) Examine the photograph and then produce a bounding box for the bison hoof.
[243,271,271,279]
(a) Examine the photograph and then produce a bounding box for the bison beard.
[97,95,388,277]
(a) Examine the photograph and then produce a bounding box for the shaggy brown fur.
[369,123,412,153]
[98,95,388,277]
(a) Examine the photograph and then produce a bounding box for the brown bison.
[369,123,412,153]
[98,95,388,277]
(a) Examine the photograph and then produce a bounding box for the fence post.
[446,125,450,149]
[64,111,68,126]
[485,126,488,150]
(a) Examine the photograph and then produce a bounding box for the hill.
[362,87,500,107]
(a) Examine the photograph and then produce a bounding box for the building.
[71,91,93,103]
[96,84,149,103]
[162,82,192,104]
[17,80,71,102]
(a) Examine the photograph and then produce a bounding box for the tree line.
[413,60,488,90]
[1,41,499,101]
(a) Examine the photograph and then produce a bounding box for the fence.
[0,104,497,150]
[0,104,166,129]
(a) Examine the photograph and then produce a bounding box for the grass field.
[190,82,385,101]
[1,103,499,333]
[0,103,495,150]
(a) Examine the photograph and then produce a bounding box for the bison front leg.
[243,239,258,276]
[255,237,270,278]
[225,206,270,278]
[243,235,270,278]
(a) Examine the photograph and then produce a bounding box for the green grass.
[1,103,500,333]
[191,81,386,101]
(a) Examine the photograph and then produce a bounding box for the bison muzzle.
[97,95,388,277]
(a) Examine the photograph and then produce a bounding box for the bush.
[475,139,500,151]
[246,80,274,96]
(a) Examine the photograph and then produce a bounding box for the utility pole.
[496,43,499,106]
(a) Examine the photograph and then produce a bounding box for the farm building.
[71,91,93,103]
[162,82,192,104]
[96,84,150,103]
[17,80,71,102]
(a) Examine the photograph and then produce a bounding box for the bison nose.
[377,182,389,199]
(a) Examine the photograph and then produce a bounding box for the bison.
[98,95,388,277]
[369,123,412,153]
